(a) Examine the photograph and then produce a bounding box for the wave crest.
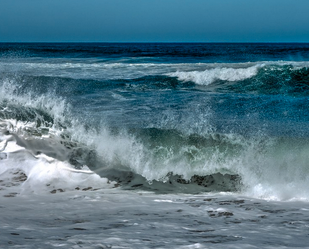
[168,65,260,85]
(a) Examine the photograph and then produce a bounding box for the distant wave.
[168,65,260,85]
[1,60,309,83]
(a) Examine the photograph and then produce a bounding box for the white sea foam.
[168,65,260,85]
[0,119,115,195]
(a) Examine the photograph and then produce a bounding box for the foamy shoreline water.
[1,189,309,249]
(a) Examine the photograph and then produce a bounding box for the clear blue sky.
[1,0,309,42]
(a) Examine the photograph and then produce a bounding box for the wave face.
[1,43,309,200]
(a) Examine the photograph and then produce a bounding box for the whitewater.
[1,43,309,248]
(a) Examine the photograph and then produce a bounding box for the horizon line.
[1,41,309,44]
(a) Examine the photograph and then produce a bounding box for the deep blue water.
[2,42,309,62]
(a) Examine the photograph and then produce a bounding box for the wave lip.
[168,65,260,85]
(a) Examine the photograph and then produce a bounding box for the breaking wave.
[168,65,260,85]
[1,61,309,201]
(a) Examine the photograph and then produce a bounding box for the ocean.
[1,43,309,248]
